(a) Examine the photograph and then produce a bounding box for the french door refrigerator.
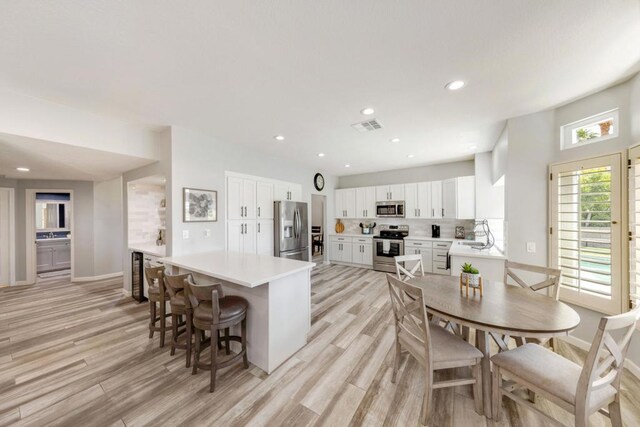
[274,200,309,261]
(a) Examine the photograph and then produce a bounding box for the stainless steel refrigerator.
[274,200,309,261]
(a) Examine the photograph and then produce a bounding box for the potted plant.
[461,263,481,287]
[599,120,613,136]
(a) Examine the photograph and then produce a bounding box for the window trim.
[560,108,620,151]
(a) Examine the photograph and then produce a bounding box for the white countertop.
[129,243,166,258]
[328,233,374,238]
[159,251,316,288]
[405,235,455,242]
[448,241,506,260]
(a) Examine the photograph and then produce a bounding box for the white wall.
[169,126,337,258]
[475,152,504,220]
[311,194,324,228]
[0,89,161,160]
[337,160,474,188]
[506,77,640,367]
[93,177,124,276]
[492,126,508,184]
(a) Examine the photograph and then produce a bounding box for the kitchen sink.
[460,241,485,247]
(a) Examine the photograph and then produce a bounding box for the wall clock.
[314,173,325,191]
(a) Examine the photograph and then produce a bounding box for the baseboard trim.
[559,334,640,380]
[15,280,29,286]
[72,272,123,283]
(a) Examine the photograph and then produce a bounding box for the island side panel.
[175,268,271,374]
[449,255,505,283]
[267,269,311,373]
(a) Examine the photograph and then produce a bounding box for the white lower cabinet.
[256,220,274,256]
[404,239,452,275]
[227,220,257,254]
[351,237,373,265]
[330,236,372,267]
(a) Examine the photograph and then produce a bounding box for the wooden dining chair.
[394,254,425,281]
[386,274,484,425]
[163,272,194,368]
[491,306,640,427]
[504,260,562,350]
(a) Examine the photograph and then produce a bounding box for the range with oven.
[372,224,409,272]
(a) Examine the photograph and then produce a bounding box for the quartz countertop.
[448,240,506,260]
[405,236,455,242]
[328,233,374,238]
[159,251,316,288]
[129,243,166,258]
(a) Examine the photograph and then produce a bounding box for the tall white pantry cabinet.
[226,173,302,256]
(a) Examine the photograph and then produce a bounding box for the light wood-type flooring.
[1,264,639,426]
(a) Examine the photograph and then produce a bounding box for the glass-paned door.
[549,153,622,314]
[629,145,640,309]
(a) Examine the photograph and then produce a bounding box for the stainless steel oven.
[376,201,405,218]
[372,225,409,272]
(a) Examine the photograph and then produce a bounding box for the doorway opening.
[311,194,326,264]
[26,190,74,284]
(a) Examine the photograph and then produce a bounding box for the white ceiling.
[0,133,155,181]
[0,1,639,176]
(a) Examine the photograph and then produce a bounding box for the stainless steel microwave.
[376,201,405,218]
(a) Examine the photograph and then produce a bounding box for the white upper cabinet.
[431,181,443,218]
[442,176,475,219]
[335,188,356,218]
[356,187,376,218]
[405,183,418,218]
[442,179,457,219]
[256,181,274,219]
[375,184,404,202]
[275,182,302,201]
[405,182,433,219]
[227,177,256,220]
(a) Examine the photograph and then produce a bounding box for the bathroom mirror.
[36,201,69,230]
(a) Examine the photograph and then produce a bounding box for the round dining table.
[407,274,581,419]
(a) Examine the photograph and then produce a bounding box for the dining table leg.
[476,329,493,419]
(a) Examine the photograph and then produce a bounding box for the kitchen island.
[160,251,315,374]
[448,240,506,283]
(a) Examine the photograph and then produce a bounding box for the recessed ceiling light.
[390,138,400,143]
[345,164,351,168]
[16,167,30,172]
[274,135,285,141]
[317,153,325,157]
[407,154,415,158]
[445,80,466,91]
[360,107,375,115]
[468,145,477,150]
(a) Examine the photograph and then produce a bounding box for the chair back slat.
[144,263,165,288]
[504,260,561,300]
[386,274,431,367]
[394,254,425,282]
[577,306,640,405]
[163,273,191,299]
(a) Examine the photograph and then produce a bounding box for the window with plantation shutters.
[549,154,623,314]
[629,145,640,309]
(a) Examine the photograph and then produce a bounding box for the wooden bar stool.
[185,277,249,392]
[144,263,170,348]
[163,273,195,368]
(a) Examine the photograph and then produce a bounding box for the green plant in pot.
[461,263,481,287]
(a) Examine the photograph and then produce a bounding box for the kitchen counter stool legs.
[186,277,249,392]
[145,264,169,348]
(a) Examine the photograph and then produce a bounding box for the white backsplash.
[334,218,476,239]
[128,184,166,244]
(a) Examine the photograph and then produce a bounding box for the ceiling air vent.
[351,119,383,132]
